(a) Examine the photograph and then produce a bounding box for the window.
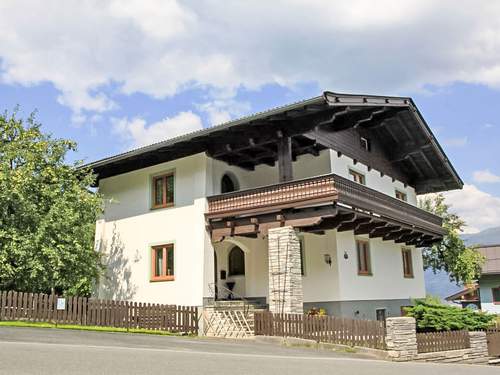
[376,308,386,322]
[360,137,371,151]
[151,244,174,281]
[356,240,371,275]
[152,173,174,209]
[349,169,366,185]
[402,248,414,278]
[299,239,306,276]
[395,190,407,202]
[228,247,245,276]
[492,287,500,304]
[221,173,238,193]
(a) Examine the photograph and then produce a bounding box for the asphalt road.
[0,327,497,375]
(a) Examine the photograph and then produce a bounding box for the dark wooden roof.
[84,91,462,194]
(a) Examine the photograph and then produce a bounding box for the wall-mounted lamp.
[343,251,349,260]
[323,254,332,267]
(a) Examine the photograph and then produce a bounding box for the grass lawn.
[0,320,192,336]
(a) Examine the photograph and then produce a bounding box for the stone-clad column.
[385,317,418,361]
[468,331,489,362]
[268,226,303,314]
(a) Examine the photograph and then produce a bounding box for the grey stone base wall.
[386,317,490,364]
[304,298,412,320]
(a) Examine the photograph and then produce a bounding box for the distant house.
[85,91,462,321]
[447,245,500,314]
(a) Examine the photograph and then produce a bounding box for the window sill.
[404,274,414,279]
[357,272,372,276]
[151,203,175,210]
[150,276,175,282]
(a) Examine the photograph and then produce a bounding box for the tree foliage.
[419,194,484,284]
[404,297,495,332]
[0,111,103,296]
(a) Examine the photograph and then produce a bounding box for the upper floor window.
[151,244,174,282]
[492,287,500,304]
[395,190,407,202]
[221,173,238,194]
[228,246,245,276]
[152,173,174,209]
[349,169,366,185]
[356,239,371,275]
[360,137,371,151]
[402,248,414,278]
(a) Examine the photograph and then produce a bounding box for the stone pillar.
[268,226,303,314]
[468,331,489,362]
[385,317,418,361]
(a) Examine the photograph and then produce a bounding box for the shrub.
[307,307,327,316]
[404,297,495,332]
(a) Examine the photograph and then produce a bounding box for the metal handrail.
[208,283,250,315]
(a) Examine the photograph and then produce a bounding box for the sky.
[1,0,500,233]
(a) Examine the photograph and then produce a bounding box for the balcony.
[206,174,444,246]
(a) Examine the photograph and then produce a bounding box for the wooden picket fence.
[0,290,198,334]
[254,311,386,349]
[416,330,470,353]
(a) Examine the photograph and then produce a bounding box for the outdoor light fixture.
[323,254,332,266]
[344,251,349,260]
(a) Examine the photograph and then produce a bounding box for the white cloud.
[112,111,203,148]
[443,137,468,147]
[444,184,500,233]
[2,1,500,115]
[473,169,500,183]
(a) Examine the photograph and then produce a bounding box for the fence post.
[468,331,488,361]
[385,317,417,362]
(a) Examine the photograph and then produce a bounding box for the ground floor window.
[402,248,414,278]
[492,287,500,304]
[151,244,174,281]
[356,239,371,275]
[228,246,245,276]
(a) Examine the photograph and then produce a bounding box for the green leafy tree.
[404,297,494,331]
[419,194,484,285]
[0,111,103,296]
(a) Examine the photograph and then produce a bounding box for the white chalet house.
[87,92,462,321]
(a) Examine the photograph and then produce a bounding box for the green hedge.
[404,298,495,332]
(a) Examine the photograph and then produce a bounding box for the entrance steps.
[202,300,267,339]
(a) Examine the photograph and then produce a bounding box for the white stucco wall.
[206,150,332,196]
[334,231,425,301]
[329,151,418,206]
[96,153,208,306]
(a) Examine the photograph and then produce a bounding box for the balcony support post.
[277,135,293,182]
[268,226,303,314]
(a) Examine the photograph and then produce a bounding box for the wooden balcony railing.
[206,175,338,219]
[206,173,444,235]
[332,174,444,234]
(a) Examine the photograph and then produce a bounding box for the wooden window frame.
[492,287,500,304]
[356,239,372,276]
[395,190,407,202]
[151,172,175,209]
[150,244,175,282]
[402,247,414,278]
[349,169,366,185]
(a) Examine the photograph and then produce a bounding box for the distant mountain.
[462,226,500,247]
[425,269,462,300]
[424,226,500,300]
